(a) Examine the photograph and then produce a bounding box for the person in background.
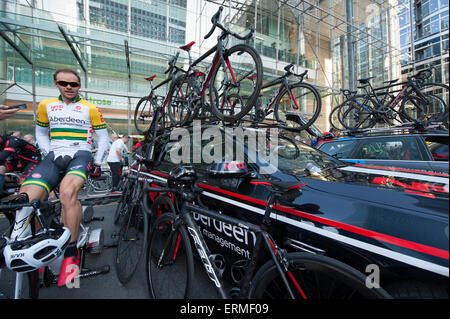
[11,131,22,138]
[23,134,35,145]
[107,134,130,194]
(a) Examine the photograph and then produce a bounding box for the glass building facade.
[0,0,447,136]
[397,0,449,84]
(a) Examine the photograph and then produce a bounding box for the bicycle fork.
[181,213,228,299]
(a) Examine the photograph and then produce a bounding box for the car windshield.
[260,131,346,176]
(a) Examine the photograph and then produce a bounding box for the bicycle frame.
[260,76,300,116]
[361,79,431,116]
[175,34,245,114]
[161,193,299,299]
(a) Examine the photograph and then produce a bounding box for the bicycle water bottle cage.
[145,75,157,82]
[180,41,195,52]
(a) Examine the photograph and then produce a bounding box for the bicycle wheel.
[209,44,263,122]
[134,96,158,134]
[407,83,449,125]
[167,75,192,126]
[249,252,391,299]
[113,177,134,225]
[146,212,194,299]
[398,95,430,123]
[115,182,148,284]
[337,95,376,130]
[274,82,321,131]
[329,105,344,131]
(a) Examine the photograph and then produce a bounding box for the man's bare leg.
[57,174,85,287]
[59,174,85,243]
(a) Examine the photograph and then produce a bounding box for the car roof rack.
[340,122,449,137]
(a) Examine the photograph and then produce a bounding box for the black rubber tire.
[209,44,263,122]
[134,96,158,134]
[115,181,148,285]
[386,280,449,299]
[274,82,322,131]
[146,212,194,299]
[337,95,377,130]
[166,75,192,126]
[249,252,391,299]
[113,177,134,225]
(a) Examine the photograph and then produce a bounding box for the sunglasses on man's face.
[56,81,80,88]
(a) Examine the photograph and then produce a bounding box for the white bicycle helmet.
[3,227,71,272]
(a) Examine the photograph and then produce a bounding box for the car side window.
[424,136,449,161]
[356,137,422,160]
[319,140,358,158]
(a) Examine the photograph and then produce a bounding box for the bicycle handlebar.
[164,52,180,75]
[204,6,253,41]
[0,198,57,212]
[283,63,308,80]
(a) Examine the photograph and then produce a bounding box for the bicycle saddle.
[357,76,374,84]
[145,75,157,81]
[180,41,195,52]
[383,79,398,84]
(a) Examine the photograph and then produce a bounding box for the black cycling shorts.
[4,160,38,180]
[22,150,92,194]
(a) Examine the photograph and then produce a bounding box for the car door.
[345,136,433,170]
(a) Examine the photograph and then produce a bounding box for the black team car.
[141,124,449,298]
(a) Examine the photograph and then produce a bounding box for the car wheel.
[386,280,448,299]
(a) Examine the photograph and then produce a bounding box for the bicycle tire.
[274,82,322,131]
[408,82,449,125]
[146,212,194,299]
[167,75,192,126]
[248,252,391,299]
[115,181,148,285]
[329,105,344,131]
[337,95,377,130]
[113,177,134,225]
[209,44,263,122]
[398,95,430,123]
[134,96,158,134]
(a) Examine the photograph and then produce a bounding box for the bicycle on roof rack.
[339,121,448,138]
[134,52,184,135]
[166,6,263,125]
[237,63,321,132]
[329,88,357,131]
[143,164,391,299]
[336,68,449,130]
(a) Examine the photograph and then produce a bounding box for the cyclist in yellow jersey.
[13,68,110,287]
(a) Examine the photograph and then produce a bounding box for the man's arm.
[35,125,50,155]
[93,128,110,165]
[35,101,50,155]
